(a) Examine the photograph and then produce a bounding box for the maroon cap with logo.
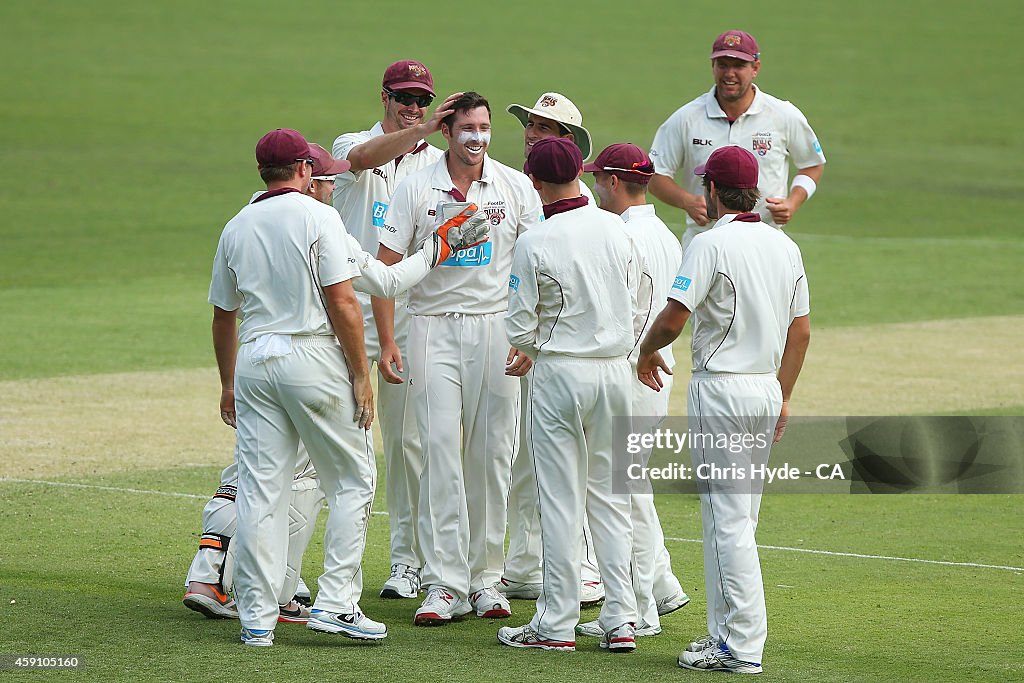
[308,143,352,178]
[710,30,760,62]
[694,145,759,189]
[583,143,656,184]
[527,137,583,184]
[255,128,313,168]
[382,60,435,96]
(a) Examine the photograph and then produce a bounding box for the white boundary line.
[4,478,1021,572]
[664,536,1023,573]
[0,478,389,516]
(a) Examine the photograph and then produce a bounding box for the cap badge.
[408,63,426,77]
[724,34,742,47]
[540,95,558,108]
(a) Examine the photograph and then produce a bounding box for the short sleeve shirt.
[650,85,826,231]
[209,191,360,343]
[668,213,809,374]
[379,154,542,316]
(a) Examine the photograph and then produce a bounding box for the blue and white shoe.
[678,642,762,674]
[307,609,388,640]
[240,627,274,647]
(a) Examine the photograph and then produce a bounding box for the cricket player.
[573,143,690,640]
[499,137,650,653]
[374,92,542,625]
[649,30,826,252]
[209,128,381,647]
[501,91,604,607]
[332,60,460,599]
[637,145,811,673]
[185,143,488,629]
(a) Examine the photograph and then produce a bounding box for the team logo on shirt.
[751,132,773,157]
[371,201,388,228]
[440,242,493,267]
[509,274,520,291]
[540,95,558,108]
[672,276,692,292]
[813,139,822,154]
[484,207,506,225]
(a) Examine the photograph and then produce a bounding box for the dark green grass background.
[1,0,1023,379]
[2,1,1023,681]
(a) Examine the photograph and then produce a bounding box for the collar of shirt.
[251,187,302,204]
[620,203,656,222]
[429,153,494,194]
[712,211,762,228]
[704,84,764,120]
[542,195,589,219]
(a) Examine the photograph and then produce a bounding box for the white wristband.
[790,174,816,200]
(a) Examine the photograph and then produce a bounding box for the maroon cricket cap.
[382,60,435,96]
[255,128,313,168]
[710,30,760,62]
[583,143,655,184]
[527,137,583,184]
[694,145,759,189]
[308,143,352,178]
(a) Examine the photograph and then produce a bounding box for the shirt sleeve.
[379,178,417,255]
[790,246,810,319]
[352,233,432,298]
[208,232,242,311]
[667,233,716,312]
[517,180,543,237]
[649,108,685,178]
[505,237,541,359]
[627,238,654,356]
[783,102,827,171]
[317,212,361,286]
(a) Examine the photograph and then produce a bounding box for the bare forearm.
[649,174,695,211]
[347,126,429,171]
[639,301,690,358]
[324,283,370,380]
[786,164,824,211]
[371,295,397,346]
[211,308,238,390]
[778,315,810,400]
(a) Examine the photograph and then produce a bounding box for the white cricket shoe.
[240,627,274,647]
[678,642,762,674]
[577,618,661,638]
[469,585,512,618]
[496,577,542,600]
[685,633,718,652]
[307,609,387,640]
[413,587,472,626]
[380,563,421,599]
[600,623,637,653]
[656,588,691,616]
[580,580,605,607]
[497,624,575,651]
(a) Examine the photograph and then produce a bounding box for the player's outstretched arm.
[344,92,464,171]
[323,279,374,429]
[774,314,810,442]
[212,306,238,428]
[637,300,691,391]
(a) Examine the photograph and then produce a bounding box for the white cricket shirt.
[506,201,649,360]
[620,204,683,368]
[649,85,826,230]
[332,122,444,255]
[380,154,542,316]
[209,190,361,343]
[668,212,809,374]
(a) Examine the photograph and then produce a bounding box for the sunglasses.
[384,86,433,108]
[296,157,315,166]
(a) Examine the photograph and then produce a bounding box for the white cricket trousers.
[629,372,684,628]
[504,376,602,586]
[360,292,423,569]
[408,312,519,600]
[688,372,781,664]
[233,336,375,630]
[528,355,637,643]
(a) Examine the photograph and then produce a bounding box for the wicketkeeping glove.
[425,203,490,267]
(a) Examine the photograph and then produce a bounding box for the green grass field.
[1,0,1022,680]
